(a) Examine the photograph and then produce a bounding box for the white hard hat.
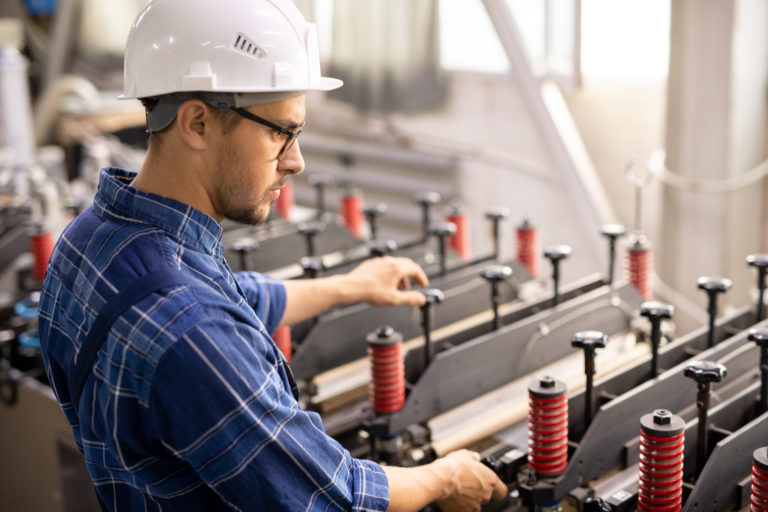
[121,0,342,100]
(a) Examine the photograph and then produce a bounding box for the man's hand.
[280,256,429,325]
[433,450,508,512]
[383,449,508,512]
[345,256,429,307]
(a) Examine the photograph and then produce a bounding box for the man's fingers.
[394,257,429,288]
[492,479,508,501]
[395,290,426,307]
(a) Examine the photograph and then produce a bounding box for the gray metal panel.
[683,413,768,511]
[290,259,530,379]
[566,307,754,440]
[384,283,643,434]
[223,222,362,273]
[552,320,768,496]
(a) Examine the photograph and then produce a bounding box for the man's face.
[211,95,306,225]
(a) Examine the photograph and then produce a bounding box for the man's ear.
[175,99,213,150]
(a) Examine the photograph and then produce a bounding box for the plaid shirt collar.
[96,167,225,259]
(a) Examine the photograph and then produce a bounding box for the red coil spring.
[446,212,470,261]
[275,181,294,221]
[626,242,653,300]
[30,231,54,281]
[528,385,568,477]
[752,448,768,511]
[517,220,539,278]
[638,430,684,511]
[368,342,405,414]
[272,325,292,363]
[341,192,364,238]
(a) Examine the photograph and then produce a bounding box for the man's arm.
[383,450,508,512]
[280,256,429,326]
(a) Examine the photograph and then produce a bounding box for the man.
[38,0,507,510]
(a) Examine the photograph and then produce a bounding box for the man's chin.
[224,207,269,226]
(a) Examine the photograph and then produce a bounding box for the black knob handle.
[369,239,398,258]
[421,288,446,306]
[415,191,441,207]
[684,360,727,383]
[298,221,325,257]
[429,221,457,238]
[300,256,324,279]
[481,266,512,330]
[544,245,572,262]
[431,222,457,277]
[298,221,325,236]
[697,276,732,348]
[571,330,608,350]
[640,301,674,379]
[697,276,733,294]
[309,174,334,219]
[748,254,768,269]
[601,224,626,285]
[572,330,607,430]
[481,265,513,283]
[485,207,510,259]
[415,191,441,242]
[640,301,675,320]
[544,245,572,307]
[363,203,387,240]
[684,360,726,478]
[485,207,510,221]
[749,327,768,347]
[600,223,627,240]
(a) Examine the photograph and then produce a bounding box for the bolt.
[684,360,727,478]
[652,409,671,425]
[544,245,572,307]
[540,376,555,388]
[697,276,732,348]
[640,301,674,379]
[572,330,608,430]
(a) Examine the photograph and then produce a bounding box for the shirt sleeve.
[234,271,287,335]
[149,313,389,512]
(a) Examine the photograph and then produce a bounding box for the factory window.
[438,0,510,73]
[580,0,670,85]
[312,0,669,84]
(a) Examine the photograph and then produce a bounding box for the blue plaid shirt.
[38,167,389,511]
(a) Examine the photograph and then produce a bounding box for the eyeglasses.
[233,107,304,161]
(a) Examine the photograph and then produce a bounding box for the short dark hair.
[142,99,242,149]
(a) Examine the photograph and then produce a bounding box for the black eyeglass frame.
[233,107,304,161]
